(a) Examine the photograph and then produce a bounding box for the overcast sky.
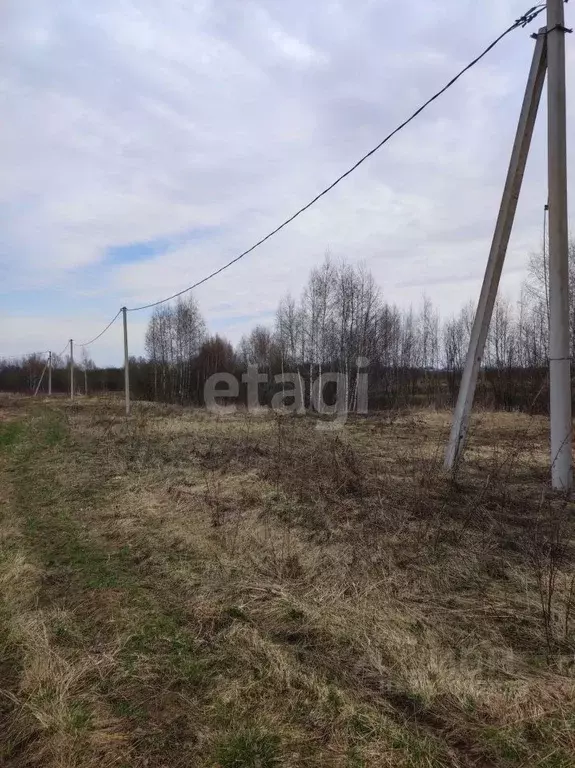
[1,0,574,364]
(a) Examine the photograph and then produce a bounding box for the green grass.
[0,409,221,765]
[216,729,282,768]
[66,701,93,731]
[480,720,575,767]
[0,420,25,449]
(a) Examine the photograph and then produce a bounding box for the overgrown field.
[1,395,575,767]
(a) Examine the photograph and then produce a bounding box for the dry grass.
[1,395,575,767]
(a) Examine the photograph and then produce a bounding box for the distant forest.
[2,244,575,414]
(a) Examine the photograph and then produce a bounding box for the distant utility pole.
[122,307,130,416]
[48,351,52,396]
[70,339,74,401]
[547,0,572,490]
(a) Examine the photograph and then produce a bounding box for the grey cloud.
[0,0,572,358]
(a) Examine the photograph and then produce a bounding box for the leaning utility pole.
[33,359,48,396]
[445,5,573,490]
[444,28,548,471]
[547,0,572,490]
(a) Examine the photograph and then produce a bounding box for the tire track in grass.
[1,409,220,768]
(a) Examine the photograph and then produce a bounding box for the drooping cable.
[126,3,547,313]
[74,310,122,348]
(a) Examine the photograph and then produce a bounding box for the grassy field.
[1,395,575,767]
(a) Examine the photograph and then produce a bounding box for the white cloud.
[0,0,573,364]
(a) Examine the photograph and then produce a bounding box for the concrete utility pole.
[547,0,572,490]
[70,339,74,401]
[48,351,52,396]
[122,307,130,416]
[444,30,548,471]
[543,203,550,328]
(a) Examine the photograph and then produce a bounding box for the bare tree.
[144,296,207,403]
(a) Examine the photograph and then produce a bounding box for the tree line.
[2,243,574,413]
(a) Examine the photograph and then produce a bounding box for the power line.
[74,310,122,348]
[9,311,122,366]
[126,3,547,313]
